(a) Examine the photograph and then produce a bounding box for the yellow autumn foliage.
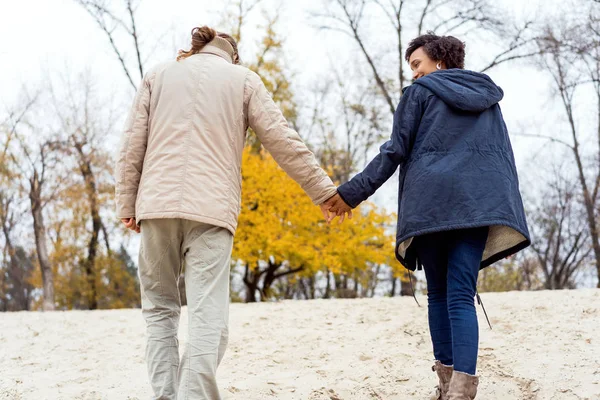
[234,148,395,280]
[28,176,140,310]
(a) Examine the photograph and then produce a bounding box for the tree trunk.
[244,280,258,302]
[353,270,360,296]
[82,230,99,309]
[245,287,258,302]
[0,272,6,311]
[390,273,415,296]
[77,146,100,310]
[261,261,304,300]
[368,264,381,297]
[389,270,397,297]
[400,273,414,296]
[8,249,31,310]
[284,279,295,300]
[261,261,279,300]
[1,208,29,310]
[324,269,331,299]
[243,263,259,303]
[590,228,600,288]
[299,278,310,300]
[0,249,7,311]
[334,273,342,297]
[565,105,600,288]
[30,175,54,311]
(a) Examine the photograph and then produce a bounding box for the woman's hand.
[121,217,140,233]
[319,203,334,223]
[322,193,353,223]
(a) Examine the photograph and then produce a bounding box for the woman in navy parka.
[328,33,530,399]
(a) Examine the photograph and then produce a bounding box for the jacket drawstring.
[476,291,492,329]
[412,257,492,330]
[408,269,421,307]
[408,258,421,307]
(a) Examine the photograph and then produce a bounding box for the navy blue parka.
[337,69,531,270]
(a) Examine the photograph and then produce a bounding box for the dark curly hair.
[405,32,466,69]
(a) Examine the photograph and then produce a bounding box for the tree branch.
[336,0,396,115]
[417,0,433,36]
[272,265,304,281]
[126,0,144,79]
[76,0,138,90]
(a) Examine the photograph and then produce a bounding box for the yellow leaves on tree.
[233,147,395,300]
[28,176,140,310]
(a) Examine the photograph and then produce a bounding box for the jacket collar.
[198,37,234,64]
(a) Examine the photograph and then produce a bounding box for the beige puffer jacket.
[115,37,337,234]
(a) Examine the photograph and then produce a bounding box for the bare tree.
[532,8,600,287]
[313,70,386,183]
[78,0,188,306]
[10,136,61,311]
[529,170,592,289]
[50,74,116,309]
[219,0,264,43]
[76,0,146,90]
[2,98,60,311]
[313,0,538,112]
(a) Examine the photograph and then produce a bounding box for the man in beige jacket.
[115,27,346,400]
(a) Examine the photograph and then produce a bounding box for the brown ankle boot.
[447,371,479,400]
[430,361,453,400]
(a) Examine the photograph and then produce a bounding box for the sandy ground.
[0,289,598,400]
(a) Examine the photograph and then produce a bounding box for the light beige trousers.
[138,219,233,400]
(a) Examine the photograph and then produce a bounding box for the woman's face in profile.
[409,47,440,81]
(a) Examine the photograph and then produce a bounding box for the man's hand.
[121,217,140,233]
[321,193,353,223]
[320,203,334,223]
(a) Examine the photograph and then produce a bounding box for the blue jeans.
[414,227,489,375]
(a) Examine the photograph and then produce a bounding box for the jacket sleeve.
[337,86,424,208]
[115,73,152,219]
[245,72,337,205]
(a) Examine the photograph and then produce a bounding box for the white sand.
[0,289,599,400]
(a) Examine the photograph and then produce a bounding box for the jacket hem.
[394,219,530,270]
[137,211,237,236]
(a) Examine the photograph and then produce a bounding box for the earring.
[436,63,441,70]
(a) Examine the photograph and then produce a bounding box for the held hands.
[319,193,353,223]
[121,217,140,233]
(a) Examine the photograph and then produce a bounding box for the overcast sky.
[0,0,577,218]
